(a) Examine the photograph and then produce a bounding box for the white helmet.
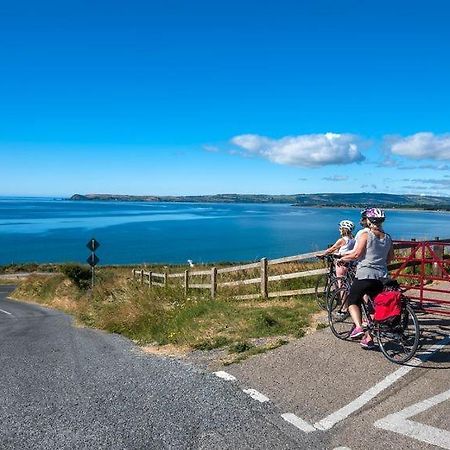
[365,208,385,219]
[339,220,355,232]
[365,208,386,224]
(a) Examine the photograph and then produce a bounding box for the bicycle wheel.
[315,273,329,309]
[377,303,420,364]
[327,287,353,340]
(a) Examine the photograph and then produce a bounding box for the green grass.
[11,265,321,354]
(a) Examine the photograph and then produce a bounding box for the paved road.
[226,309,450,449]
[1,284,449,449]
[0,285,314,449]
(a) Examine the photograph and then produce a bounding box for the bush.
[61,264,92,290]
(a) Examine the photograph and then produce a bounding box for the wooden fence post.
[140,270,144,285]
[432,237,443,277]
[184,270,189,295]
[260,257,268,299]
[148,271,152,288]
[164,271,168,287]
[211,267,217,299]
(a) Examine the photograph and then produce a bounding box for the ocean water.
[0,198,449,265]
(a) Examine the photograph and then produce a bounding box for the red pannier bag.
[373,290,402,322]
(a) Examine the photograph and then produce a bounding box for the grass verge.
[11,265,322,362]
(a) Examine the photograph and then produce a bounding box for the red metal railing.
[391,239,450,316]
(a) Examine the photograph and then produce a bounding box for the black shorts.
[347,279,384,306]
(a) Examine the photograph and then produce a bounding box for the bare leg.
[335,264,348,311]
[349,304,362,328]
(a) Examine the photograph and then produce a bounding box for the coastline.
[67,193,450,212]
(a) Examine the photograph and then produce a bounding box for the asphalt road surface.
[1,285,449,449]
[0,285,321,449]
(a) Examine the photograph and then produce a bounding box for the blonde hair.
[340,228,353,237]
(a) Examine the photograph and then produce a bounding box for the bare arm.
[387,242,394,264]
[339,232,368,262]
[323,237,345,255]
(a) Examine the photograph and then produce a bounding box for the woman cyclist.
[320,220,356,274]
[337,208,394,349]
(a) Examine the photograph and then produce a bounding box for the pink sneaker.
[360,336,376,349]
[350,326,364,339]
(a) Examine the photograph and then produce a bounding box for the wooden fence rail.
[132,238,450,301]
[133,249,327,300]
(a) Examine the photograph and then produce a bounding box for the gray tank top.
[356,230,392,280]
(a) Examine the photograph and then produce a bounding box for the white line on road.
[374,389,450,449]
[243,388,270,403]
[0,308,13,316]
[213,371,237,381]
[281,413,317,433]
[314,335,450,431]
[282,335,450,434]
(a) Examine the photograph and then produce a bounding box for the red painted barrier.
[391,239,450,316]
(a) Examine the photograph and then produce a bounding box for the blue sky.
[1,0,450,197]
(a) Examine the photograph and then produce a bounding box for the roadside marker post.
[86,238,100,289]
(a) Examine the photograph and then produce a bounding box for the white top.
[338,236,356,255]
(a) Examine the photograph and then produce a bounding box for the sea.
[1,197,449,265]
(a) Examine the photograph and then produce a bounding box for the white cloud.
[409,178,450,187]
[417,163,450,170]
[230,132,365,167]
[389,132,450,160]
[323,175,349,181]
[203,145,220,153]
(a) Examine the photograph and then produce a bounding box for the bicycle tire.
[377,302,420,364]
[327,287,353,340]
[315,273,329,309]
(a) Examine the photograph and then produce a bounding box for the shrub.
[61,263,92,290]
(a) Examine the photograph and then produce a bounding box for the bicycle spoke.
[377,302,420,364]
[328,287,353,340]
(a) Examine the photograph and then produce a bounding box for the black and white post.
[86,238,100,289]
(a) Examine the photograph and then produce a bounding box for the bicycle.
[315,254,355,309]
[327,284,420,364]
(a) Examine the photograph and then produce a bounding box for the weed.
[229,341,254,353]
[296,328,306,338]
[192,336,231,351]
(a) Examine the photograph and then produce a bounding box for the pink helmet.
[365,208,386,224]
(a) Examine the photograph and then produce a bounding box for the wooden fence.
[132,250,327,300]
[132,238,450,301]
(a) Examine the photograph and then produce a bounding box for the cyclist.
[354,209,370,244]
[337,208,394,349]
[319,219,355,276]
[317,220,355,312]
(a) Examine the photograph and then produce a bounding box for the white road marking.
[314,335,450,431]
[374,389,450,449]
[281,413,317,433]
[243,388,270,403]
[0,308,13,316]
[213,371,237,381]
[282,335,450,433]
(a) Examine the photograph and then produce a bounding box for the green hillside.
[70,193,450,210]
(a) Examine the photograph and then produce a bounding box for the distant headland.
[69,193,450,211]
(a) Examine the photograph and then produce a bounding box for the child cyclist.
[319,220,356,279]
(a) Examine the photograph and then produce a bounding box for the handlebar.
[316,254,340,262]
